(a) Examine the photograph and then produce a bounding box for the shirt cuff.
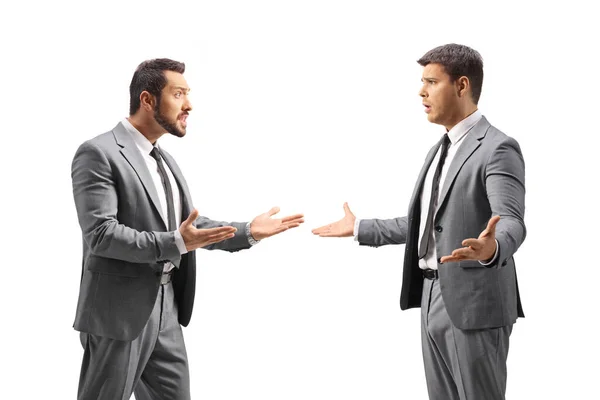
[353,218,361,242]
[479,239,499,266]
[174,229,188,255]
[246,222,260,246]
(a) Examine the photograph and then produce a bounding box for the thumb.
[481,215,500,238]
[487,215,500,234]
[268,206,280,217]
[343,202,353,216]
[182,209,199,227]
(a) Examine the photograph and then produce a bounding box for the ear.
[139,91,156,112]
[456,76,470,98]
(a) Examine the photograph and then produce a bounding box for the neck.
[127,114,164,145]
[443,105,478,131]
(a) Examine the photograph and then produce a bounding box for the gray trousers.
[78,281,190,400]
[421,277,512,400]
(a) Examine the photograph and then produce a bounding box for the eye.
[175,92,182,98]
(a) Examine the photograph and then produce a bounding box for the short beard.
[154,96,185,138]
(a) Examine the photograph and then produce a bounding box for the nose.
[183,97,193,112]
[419,84,427,98]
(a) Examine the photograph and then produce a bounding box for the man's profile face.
[154,71,192,138]
[419,63,462,129]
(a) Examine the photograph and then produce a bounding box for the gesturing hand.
[179,209,238,251]
[440,216,500,264]
[311,202,356,237]
[250,207,305,241]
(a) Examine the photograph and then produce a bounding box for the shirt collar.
[447,109,482,145]
[121,118,159,155]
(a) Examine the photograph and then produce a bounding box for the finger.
[462,238,482,249]
[202,226,237,237]
[182,209,199,227]
[318,231,344,237]
[312,224,332,234]
[451,247,476,259]
[284,222,302,229]
[282,217,305,226]
[207,232,236,243]
[285,219,304,226]
[281,213,304,223]
[274,225,290,234]
[206,232,236,245]
[440,255,461,263]
[267,206,281,217]
[343,202,353,215]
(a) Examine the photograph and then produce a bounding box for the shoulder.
[76,126,121,155]
[482,121,523,156]
[72,126,123,169]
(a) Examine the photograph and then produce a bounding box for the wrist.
[246,222,261,245]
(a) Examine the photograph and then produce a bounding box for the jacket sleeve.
[485,137,527,268]
[72,141,181,264]
[357,216,409,247]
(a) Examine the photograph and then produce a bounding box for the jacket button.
[435,225,443,232]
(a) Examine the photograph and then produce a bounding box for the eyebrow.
[172,86,191,93]
[421,77,437,82]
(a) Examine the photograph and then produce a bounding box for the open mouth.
[423,104,431,113]
[179,114,188,126]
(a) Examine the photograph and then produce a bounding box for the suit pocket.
[86,255,153,277]
[458,260,486,269]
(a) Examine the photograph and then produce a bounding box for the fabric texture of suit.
[357,116,526,330]
[71,122,251,339]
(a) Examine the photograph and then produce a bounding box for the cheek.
[429,88,442,108]
[161,101,179,117]
[433,89,452,111]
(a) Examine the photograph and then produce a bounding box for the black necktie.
[418,134,451,259]
[150,147,177,232]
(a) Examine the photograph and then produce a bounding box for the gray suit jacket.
[358,117,526,330]
[71,122,251,341]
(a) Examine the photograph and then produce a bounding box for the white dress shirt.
[122,118,187,272]
[354,110,498,269]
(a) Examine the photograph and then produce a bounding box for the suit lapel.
[112,122,166,228]
[437,116,490,212]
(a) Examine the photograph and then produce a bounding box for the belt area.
[159,270,173,285]
[422,268,438,280]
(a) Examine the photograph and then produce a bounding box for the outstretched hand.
[179,209,238,251]
[440,216,500,264]
[250,207,304,241]
[311,202,356,237]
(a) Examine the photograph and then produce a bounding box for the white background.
[1,0,598,398]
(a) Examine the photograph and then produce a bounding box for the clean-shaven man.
[313,44,526,400]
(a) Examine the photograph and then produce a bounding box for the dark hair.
[417,44,483,104]
[129,58,186,115]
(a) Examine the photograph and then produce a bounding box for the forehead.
[163,70,190,90]
[422,63,450,80]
